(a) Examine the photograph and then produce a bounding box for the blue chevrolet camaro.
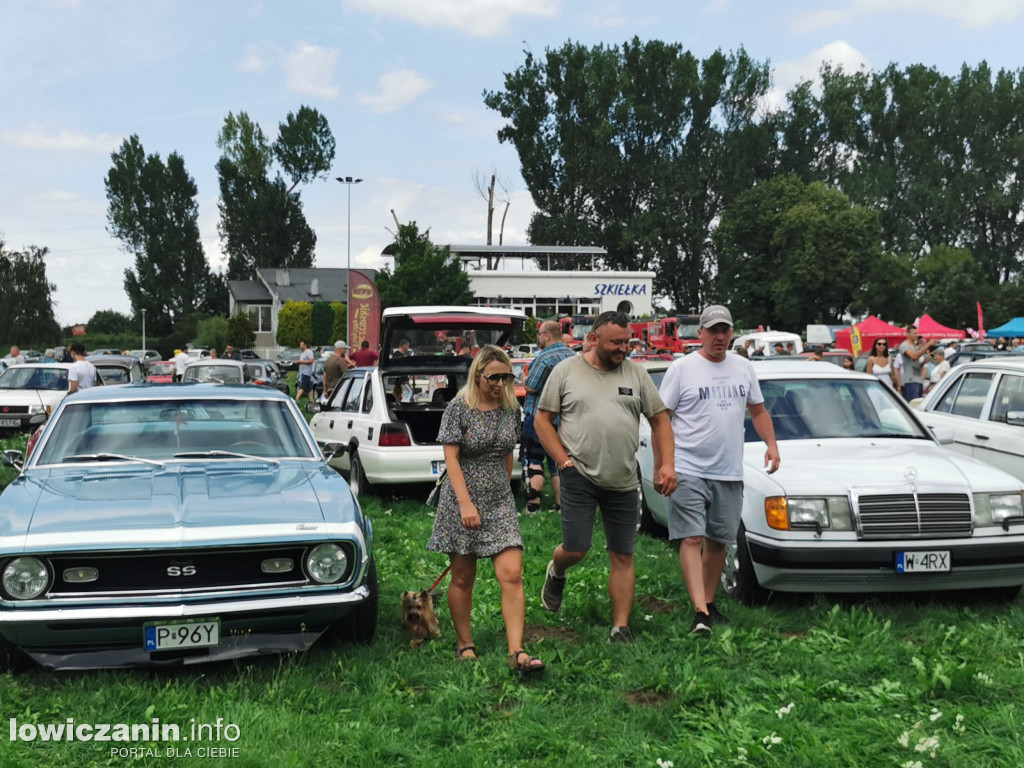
[0,383,377,670]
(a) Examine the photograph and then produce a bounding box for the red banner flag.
[977,302,985,339]
[348,270,381,350]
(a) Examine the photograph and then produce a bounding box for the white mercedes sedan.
[637,360,1024,604]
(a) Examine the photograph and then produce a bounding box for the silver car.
[637,360,1024,604]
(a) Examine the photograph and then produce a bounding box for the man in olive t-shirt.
[534,311,677,643]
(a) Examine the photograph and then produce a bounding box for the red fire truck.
[557,315,596,345]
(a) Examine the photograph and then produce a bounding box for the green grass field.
[2,433,1023,766]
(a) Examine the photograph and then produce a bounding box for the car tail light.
[378,423,412,447]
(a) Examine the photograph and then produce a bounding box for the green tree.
[484,38,776,310]
[275,106,337,194]
[87,309,133,335]
[217,107,334,281]
[311,301,334,346]
[276,301,312,347]
[915,246,993,329]
[329,301,347,347]
[105,135,217,333]
[716,177,884,329]
[196,316,229,352]
[226,310,256,349]
[0,239,61,346]
[375,223,474,309]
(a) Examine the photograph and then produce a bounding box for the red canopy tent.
[916,314,966,340]
[835,315,906,354]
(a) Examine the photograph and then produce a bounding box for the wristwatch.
[559,458,574,470]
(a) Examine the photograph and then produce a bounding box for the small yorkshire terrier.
[401,589,441,648]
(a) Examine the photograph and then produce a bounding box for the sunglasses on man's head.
[480,373,515,384]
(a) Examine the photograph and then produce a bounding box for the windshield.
[746,378,929,441]
[97,366,130,384]
[35,398,316,464]
[148,362,175,375]
[0,366,68,391]
[183,365,244,383]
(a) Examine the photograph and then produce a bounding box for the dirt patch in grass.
[626,689,675,707]
[523,624,581,644]
[780,630,809,639]
[637,594,679,615]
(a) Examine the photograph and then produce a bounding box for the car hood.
[743,438,1024,495]
[0,389,67,406]
[0,462,359,552]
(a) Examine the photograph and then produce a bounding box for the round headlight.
[2,557,50,600]
[306,544,348,584]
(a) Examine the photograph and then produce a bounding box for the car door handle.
[975,434,990,440]
[347,420,353,429]
[329,420,334,429]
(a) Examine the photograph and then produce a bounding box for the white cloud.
[358,70,433,114]
[27,190,106,217]
[283,44,340,98]
[345,0,557,37]
[0,126,121,154]
[790,0,1024,33]
[766,41,870,110]
[236,41,279,74]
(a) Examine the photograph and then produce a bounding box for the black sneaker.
[609,626,635,643]
[690,611,712,634]
[706,602,730,625]
[541,560,566,612]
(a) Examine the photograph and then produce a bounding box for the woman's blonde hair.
[460,344,518,411]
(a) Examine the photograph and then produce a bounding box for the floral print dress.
[427,397,522,557]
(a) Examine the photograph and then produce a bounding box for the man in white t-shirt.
[659,305,780,634]
[927,348,950,392]
[173,349,190,382]
[68,343,98,392]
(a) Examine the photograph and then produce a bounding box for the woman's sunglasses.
[480,373,515,384]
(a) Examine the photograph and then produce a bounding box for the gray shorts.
[559,467,638,555]
[668,475,744,544]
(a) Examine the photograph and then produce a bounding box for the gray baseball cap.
[699,305,734,329]
[334,340,350,349]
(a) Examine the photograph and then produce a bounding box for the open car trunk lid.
[379,306,527,372]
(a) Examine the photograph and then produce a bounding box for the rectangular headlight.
[990,493,1024,523]
[788,498,829,529]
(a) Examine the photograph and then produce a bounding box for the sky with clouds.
[2,0,1023,326]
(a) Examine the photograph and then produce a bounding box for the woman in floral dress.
[427,345,545,675]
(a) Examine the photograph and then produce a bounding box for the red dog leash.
[428,564,452,592]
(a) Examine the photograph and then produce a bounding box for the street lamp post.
[141,308,147,352]
[336,176,363,349]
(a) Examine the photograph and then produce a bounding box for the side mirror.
[929,425,955,445]
[2,449,25,470]
[322,442,346,459]
[1006,411,1024,427]
[306,402,321,414]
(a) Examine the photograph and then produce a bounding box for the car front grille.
[853,493,973,539]
[0,405,30,415]
[43,543,357,597]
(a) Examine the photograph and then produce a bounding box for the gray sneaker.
[609,626,635,643]
[541,560,566,612]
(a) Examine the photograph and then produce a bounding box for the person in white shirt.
[8,346,23,365]
[68,343,98,392]
[174,349,190,382]
[927,348,950,393]
[659,305,780,634]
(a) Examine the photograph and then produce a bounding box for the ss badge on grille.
[167,565,197,576]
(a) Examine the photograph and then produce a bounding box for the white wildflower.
[776,702,794,718]
[897,731,911,748]
[953,714,965,734]
[901,761,923,768]
[644,614,654,622]
[914,735,939,757]
[656,760,674,768]
[736,746,748,762]
[929,707,943,722]
[974,671,993,684]
[761,732,782,749]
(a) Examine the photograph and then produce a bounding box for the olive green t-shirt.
[538,355,665,491]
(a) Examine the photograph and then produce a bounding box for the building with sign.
[424,245,655,318]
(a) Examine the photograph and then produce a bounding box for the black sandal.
[455,644,477,661]
[509,649,545,675]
